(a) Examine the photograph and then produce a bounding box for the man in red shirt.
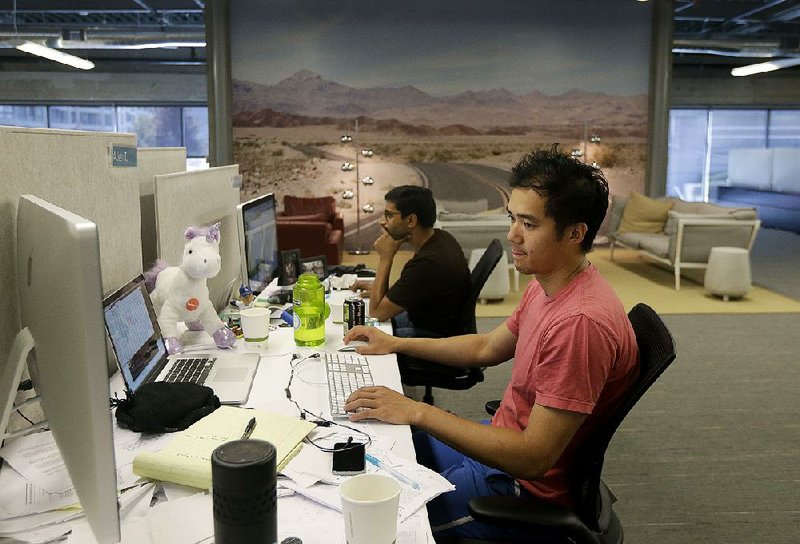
[344,145,639,542]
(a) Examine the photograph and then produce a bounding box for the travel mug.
[211,439,277,544]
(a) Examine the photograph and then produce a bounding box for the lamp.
[340,119,376,255]
[15,41,95,70]
[731,57,800,77]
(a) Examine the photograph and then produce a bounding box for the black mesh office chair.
[451,303,676,544]
[397,238,505,405]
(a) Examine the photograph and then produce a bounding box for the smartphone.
[332,441,366,476]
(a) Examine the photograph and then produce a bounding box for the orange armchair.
[278,195,344,232]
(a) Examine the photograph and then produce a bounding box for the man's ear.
[568,223,588,244]
[405,212,418,229]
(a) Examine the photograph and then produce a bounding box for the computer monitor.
[15,195,120,544]
[236,193,279,293]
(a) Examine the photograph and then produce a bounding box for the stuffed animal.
[145,223,236,355]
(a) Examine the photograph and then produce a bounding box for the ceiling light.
[16,41,94,70]
[122,42,206,50]
[731,57,800,77]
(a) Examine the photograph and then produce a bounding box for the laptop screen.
[103,276,167,393]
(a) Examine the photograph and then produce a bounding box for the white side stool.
[704,246,752,301]
[469,248,510,303]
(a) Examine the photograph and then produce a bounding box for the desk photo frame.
[279,249,301,285]
[299,255,328,280]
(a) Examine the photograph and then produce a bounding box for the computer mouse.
[338,341,368,351]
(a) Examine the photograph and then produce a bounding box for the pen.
[364,453,420,489]
[241,417,257,439]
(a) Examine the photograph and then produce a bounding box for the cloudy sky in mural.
[231,0,651,97]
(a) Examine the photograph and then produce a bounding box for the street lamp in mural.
[340,119,376,255]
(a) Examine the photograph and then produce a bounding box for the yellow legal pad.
[132,406,316,490]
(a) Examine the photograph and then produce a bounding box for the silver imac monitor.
[236,193,279,293]
[15,195,120,544]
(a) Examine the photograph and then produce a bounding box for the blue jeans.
[413,431,556,543]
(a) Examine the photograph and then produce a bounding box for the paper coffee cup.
[240,307,270,350]
[339,473,401,544]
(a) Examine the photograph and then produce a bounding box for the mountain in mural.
[233,70,647,131]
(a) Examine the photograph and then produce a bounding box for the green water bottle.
[292,273,330,347]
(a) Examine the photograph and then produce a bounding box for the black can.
[343,296,366,335]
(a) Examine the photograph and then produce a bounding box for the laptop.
[103,275,259,404]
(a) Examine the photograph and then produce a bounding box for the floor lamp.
[342,119,375,255]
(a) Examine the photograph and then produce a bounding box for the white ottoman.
[469,248,510,303]
[704,247,752,301]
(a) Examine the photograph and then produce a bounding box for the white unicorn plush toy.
[145,223,236,355]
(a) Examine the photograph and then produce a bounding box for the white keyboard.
[325,352,374,418]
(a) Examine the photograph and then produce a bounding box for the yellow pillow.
[618,192,673,234]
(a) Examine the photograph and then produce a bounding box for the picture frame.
[279,249,301,285]
[299,255,328,281]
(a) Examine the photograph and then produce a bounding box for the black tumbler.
[211,439,277,544]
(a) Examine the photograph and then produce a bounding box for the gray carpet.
[417,228,800,543]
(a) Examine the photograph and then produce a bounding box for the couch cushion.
[280,213,328,223]
[772,147,800,193]
[436,198,489,215]
[618,192,674,234]
[616,232,669,256]
[283,195,336,220]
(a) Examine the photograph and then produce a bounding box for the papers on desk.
[132,406,316,489]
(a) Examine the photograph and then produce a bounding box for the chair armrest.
[332,210,344,233]
[667,216,761,264]
[469,495,582,529]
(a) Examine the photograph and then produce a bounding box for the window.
[0,103,208,158]
[667,107,800,202]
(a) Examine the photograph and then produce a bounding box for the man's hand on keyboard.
[343,326,397,355]
[344,385,421,425]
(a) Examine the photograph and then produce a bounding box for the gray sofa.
[608,195,761,289]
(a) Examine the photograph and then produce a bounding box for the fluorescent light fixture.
[731,57,800,77]
[16,41,95,70]
[122,41,206,50]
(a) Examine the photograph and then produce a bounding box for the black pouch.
[113,382,221,433]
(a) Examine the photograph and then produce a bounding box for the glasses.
[383,210,402,221]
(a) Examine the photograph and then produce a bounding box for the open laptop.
[103,275,259,404]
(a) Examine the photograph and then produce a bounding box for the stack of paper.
[133,406,316,489]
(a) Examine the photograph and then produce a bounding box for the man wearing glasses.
[351,185,470,338]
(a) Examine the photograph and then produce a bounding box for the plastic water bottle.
[292,273,329,346]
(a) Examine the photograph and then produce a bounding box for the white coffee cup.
[339,473,401,544]
[239,307,270,350]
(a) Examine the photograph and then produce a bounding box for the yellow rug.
[343,247,800,317]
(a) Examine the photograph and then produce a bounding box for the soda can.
[343,296,366,335]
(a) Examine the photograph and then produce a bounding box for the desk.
[117,291,434,543]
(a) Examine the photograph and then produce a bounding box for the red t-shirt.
[493,265,639,508]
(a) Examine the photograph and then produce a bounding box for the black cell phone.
[332,441,366,475]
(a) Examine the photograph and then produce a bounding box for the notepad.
[132,406,316,490]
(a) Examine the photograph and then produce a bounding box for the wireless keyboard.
[324,352,374,418]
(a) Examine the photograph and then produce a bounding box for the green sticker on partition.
[111,145,137,167]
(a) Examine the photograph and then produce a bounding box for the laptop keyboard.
[164,357,216,385]
[325,352,374,418]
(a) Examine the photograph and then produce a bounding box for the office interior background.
[1,1,799,542]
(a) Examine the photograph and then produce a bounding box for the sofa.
[276,195,344,265]
[434,198,511,259]
[715,147,800,233]
[608,192,761,289]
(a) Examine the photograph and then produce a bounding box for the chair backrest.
[461,239,504,334]
[571,303,677,529]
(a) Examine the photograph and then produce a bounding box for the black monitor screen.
[242,194,279,293]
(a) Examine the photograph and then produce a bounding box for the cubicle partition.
[153,165,242,312]
[136,147,187,269]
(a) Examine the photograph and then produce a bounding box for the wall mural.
[230,0,652,247]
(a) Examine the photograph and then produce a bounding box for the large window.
[667,108,800,202]
[0,103,208,158]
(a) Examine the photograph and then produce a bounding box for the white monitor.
[236,193,279,293]
[15,195,120,544]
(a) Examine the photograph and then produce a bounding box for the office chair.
[456,303,677,544]
[397,238,505,405]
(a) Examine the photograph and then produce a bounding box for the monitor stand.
[1,328,44,441]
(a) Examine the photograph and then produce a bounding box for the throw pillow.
[618,192,673,234]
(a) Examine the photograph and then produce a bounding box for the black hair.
[509,144,609,253]
[384,185,436,228]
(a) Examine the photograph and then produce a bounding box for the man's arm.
[344,321,517,368]
[345,390,586,481]
[366,233,406,321]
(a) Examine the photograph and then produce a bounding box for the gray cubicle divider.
[153,165,242,312]
[136,147,187,270]
[0,126,147,411]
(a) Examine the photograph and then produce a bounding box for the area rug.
[342,247,800,317]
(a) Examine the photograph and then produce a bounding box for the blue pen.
[364,453,420,489]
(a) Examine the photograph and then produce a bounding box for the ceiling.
[0,1,799,73]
